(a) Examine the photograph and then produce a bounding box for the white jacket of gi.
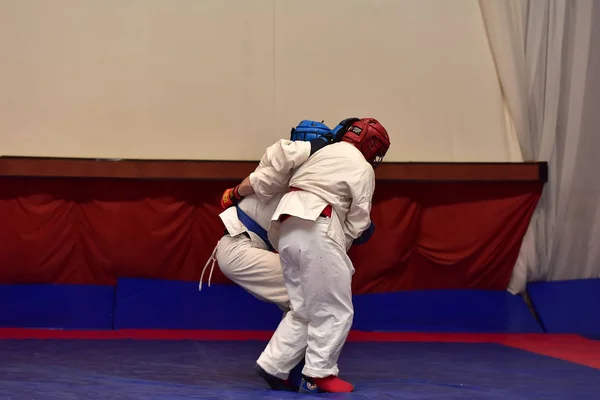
[250,140,375,254]
[218,193,283,251]
[219,139,313,250]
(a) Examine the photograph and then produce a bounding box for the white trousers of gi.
[215,234,290,310]
[256,216,354,378]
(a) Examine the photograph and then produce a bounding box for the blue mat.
[528,279,600,334]
[352,289,543,333]
[0,283,114,329]
[0,340,597,399]
[113,278,283,330]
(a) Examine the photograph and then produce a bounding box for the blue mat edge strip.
[0,278,546,333]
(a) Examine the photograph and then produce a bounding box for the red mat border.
[1,329,598,370]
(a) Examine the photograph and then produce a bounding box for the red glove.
[220,186,243,209]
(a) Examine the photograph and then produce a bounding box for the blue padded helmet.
[290,120,333,141]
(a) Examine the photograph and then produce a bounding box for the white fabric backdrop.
[0,0,521,162]
[479,0,600,292]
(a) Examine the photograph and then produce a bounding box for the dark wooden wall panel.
[0,157,547,182]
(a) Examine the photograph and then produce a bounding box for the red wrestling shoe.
[299,375,355,393]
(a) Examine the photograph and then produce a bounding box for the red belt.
[280,187,332,222]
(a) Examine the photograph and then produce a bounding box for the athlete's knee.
[215,237,239,279]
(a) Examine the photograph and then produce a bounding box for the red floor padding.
[1,329,598,370]
[499,334,600,370]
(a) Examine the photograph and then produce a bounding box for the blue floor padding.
[113,278,283,330]
[352,290,543,333]
[0,284,114,329]
[0,340,597,399]
[0,279,544,333]
[114,279,543,332]
[528,279,600,334]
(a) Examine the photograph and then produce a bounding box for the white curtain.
[479,0,600,293]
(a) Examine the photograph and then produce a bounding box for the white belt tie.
[199,241,219,291]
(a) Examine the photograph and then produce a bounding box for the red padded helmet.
[341,118,390,167]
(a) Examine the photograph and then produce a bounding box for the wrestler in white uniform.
[215,193,289,310]
[230,118,390,393]
[203,121,336,312]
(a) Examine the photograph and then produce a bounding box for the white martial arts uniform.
[250,141,375,379]
[215,194,289,310]
[201,139,312,311]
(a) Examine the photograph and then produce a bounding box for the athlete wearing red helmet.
[221,117,391,394]
[341,118,391,167]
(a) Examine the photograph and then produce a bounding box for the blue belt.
[235,206,275,252]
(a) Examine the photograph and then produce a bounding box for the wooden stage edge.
[0,157,548,183]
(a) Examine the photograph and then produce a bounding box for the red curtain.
[349,182,542,293]
[0,178,542,292]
